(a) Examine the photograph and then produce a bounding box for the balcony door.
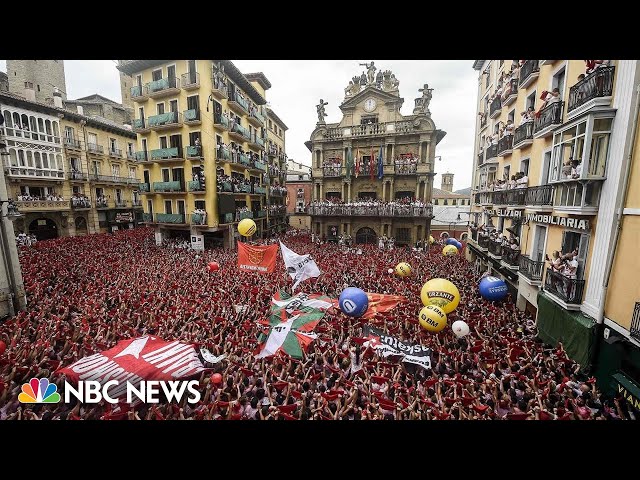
[170,134,182,151]
[164,200,173,214]
[187,95,199,111]
[540,150,552,184]
[87,132,98,148]
[561,231,589,279]
[152,69,162,81]
[167,65,176,81]
[172,167,185,188]
[532,225,547,262]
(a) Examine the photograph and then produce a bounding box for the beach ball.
[421,278,460,313]
[211,373,223,385]
[419,305,447,332]
[395,262,412,277]
[429,236,435,245]
[238,218,257,237]
[207,261,220,272]
[453,240,463,249]
[445,238,457,246]
[0,340,5,355]
[452,320,470,338]
[339,287,369,318]
[443,245,458,256]
[479,276,509,301]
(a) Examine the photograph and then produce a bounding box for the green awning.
[612,372,640,411]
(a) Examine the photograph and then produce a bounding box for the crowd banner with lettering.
[280,241,321,290]
[362,326,432,369]
[237,242,278,273]
[255,307,324,359]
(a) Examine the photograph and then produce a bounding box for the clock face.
[364,98,377,112]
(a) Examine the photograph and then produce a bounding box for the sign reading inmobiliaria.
[56,336,207,404]
[362,326,432,370]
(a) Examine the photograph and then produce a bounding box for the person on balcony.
[536,88,561,117]
[571,159,583,179]
[508,175,517,190]
[503,119,515,136]
[515,172,528,189]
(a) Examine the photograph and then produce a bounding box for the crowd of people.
[308,197,433,218]
[70,194,91,208]
[393,154,418,174]
[14,233,37,247]
[0,227,633,420]
[216,173,256,194]
[16,194,64,202]
[322,158,342,176]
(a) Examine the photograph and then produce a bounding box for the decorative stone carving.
[359,61,377,85]
[414,84,433,115]
[316,99,328,124]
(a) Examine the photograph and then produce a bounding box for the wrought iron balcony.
[492,190,508,206]
[130,84,147,100]
[188,180,205,192]
[14,199,69,211]
[191,212,207,225]
[506,188,526,206]
[239,211,254,220]
[248,108,265,126]
[67,171,88,181]
[525,185,553,207]
[513,122,534,149]
[146,76,180,98]
[127,151,137,160]
[480,113,488,130]
[142,213,153,223]
[477,152,485,167]
[70,198,92,209]
[502,78,519,106]
[469,229,478,242]
[228,92,249,114]
[489,96,502,119]
[307,204,433,218]
[64,137,82,150]
[249,135,265,150]
[115,200,129,208]
[254,186,267,195]
[221,213,234,224]
[254,161,267,172]
[183,109,201,125]
[153,181,183,192]
[135,150,149,162]
[519,60,540,89]
[485,144,498,162]
[186,145,202,158]
[501,248,520,269]
[181,71,200,90]
[148,111,182,130]
[497,135,513,156]
[214,113,230,131]
[109,148,122,158]
[519,255,544,283]
[256,210,267,218]
[133,118,149,133]
[567,66,615,116]
[89,174,134,185]
[533,102,563,137]
[394,163,418,175]
[217,145,231,161]
[323,166,343,177]
[138,182,151,193]
[544,268,585,305]
[488,241,502,258]
[132,200,143,207]
[87,143,104,155]
[229,122,250,142]
[478,235,490,250]
[150,146,183,161]
[211,75,228,99]
[238,153,252,167]
[156,213,186,224]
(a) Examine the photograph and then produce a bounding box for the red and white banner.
[237,242,278,273]
[56,336,207,398]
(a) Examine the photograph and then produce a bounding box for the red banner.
[56,336,206,387]
[331,293,406,319]
[238,242,278,273]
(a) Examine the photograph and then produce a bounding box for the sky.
[0,60,478,190]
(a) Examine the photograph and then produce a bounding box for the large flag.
[377,144,384,180]
[355,148,360,178]
[345,147,354,177]
[279,241,321,290]
[331,292,406,319]
[56,336,207,400]
[272,290,334,314]
[238,242,278,274]
[256,306,324,359]
[370,147,375,180]
[363,326,432,370]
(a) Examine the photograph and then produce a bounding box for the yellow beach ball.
[419,305,448,332]
[238,218,257,237]
[420,278,461,313]
[395,262,412,277]
[443,245,458,256]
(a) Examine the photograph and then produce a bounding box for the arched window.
[12,113,21,136]
[3,110,13,128]
[21,114,29,130]
[56,154,63,171]
[30,116,37,131]
[26,151,33,168]
[53,121,59,137]
[42,152,50,169]
[38,118,45,133]
[34,151,42,169]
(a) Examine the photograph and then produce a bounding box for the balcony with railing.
[307,204,433,218]
[130,84,147,101]
[150,146,184,162]
[4,166,65,180]
[552,181,600,215]
[489,96,502,119]
[183,109,201,125]
[525,185,553,209]
[188,180,205,192]
[254,161,267,172]
[254,186,267,195]
[488,241,502,259]
[70,197,92,209]
[477,151,485,167]
[64,136,82,150]
[214,113,230,131]
[153,181,183,193]
[533,102,563,138]
[544,268,585,309]
[228,92,249,115]
[217,145,231,161]
[394,162,418,175]
[480,113,488,130]
[146,77,180,99]
[238,153,252,168]
[142,213,153,223]
[181,71,200,90]
[249,134,265,150]
[148,111,182,131]
[239,210,254,221]
[502,78,519,106]
[513,122,534,149]
[90,174,136,185]
[14,199,70,212]
[229,122,251,143]
[497,135,513,156]
[191,212,207,225]
[133,118,150,133]
[248,108,266,127]
[501,248,520,270]
[324,120,417,140]
[477,235,490,250]
[67,171,88,181]
[156,213,186,224]
[127,151,137,161]
[186,145,202,158]
[115,200,129,208]
[323,165,343,177]
[567,66,615,120]
[519,60,540,89]
[519,255,544,285]
[87,143,104,155]
[485,143,498,163]
[135,150,149,163]
[109,147,123,158]
[132,200,143,208]
[138,182,151,193]
[256,210,267,218]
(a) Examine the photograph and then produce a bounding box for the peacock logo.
[18,378,61,403]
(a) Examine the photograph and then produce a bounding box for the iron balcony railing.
[70,198,92,209]
[232,122,251,140]
[229,92,249,112]
[486,144,498,160]
[568,66,616,112]
[477,152,485,166]
[186,145,202,158]
[138,183,150,193]
[150,146,183,160]
[148,111,181,128]
[497,135,513,155]
[480,113,487,129]
[115,200,129,208]
[520,60,540,86]
[109,148,122,157]
[156,213,185,224]
[188,180,204,192]
[191,212,207,225]
[214,113,230,130]
[130,84,145,98]
[181,71,200,89]
[307,204,433,218]
[87,143,104,154]
[153,181,183,192]
[519,255,544,282]
[250,109,266,124]
[502,248,520,267]
[127,151,136,160]
[489,96,502,117]
[525,185,553,205]
[142,213,153,223]
[488,241,502,257]
[133,118,147,131]
[135,150,148,162]
[132,200,143,207]
[67,171,87,181]
[534,102,563,134]
[394,163,418,175]
[254,186,267,195]
[90,174,136,184]
[217,145,231,161]
[544,268,585,304]
[239,211,254,220]
[323,166,343,177]
[64,137,82,149]
[183,109,200,123]
[513,122,534,147]
[146,76,179,94]
[478,236,490,249]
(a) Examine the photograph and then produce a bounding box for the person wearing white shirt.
[571,160,583,179]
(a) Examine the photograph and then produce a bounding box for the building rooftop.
[266,108,288,130]
[244,72,272,90]
[454,187,472,196]
[431,205,471,226]
[472,60,485,70]
[432,187,470,199]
